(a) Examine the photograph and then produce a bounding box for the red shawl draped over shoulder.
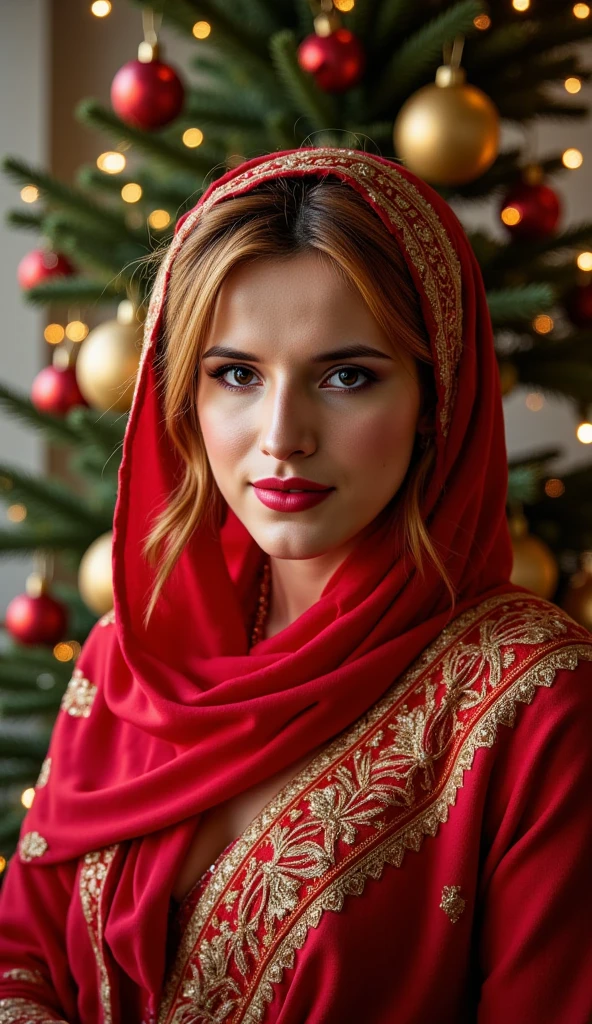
[1,147,591,1024]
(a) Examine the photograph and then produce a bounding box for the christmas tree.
[1,0,592,863]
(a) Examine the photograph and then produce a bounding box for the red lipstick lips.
[251,476,334,513]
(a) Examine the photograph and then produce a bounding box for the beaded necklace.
[249,560,271,647]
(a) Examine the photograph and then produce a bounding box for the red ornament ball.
[111,58,184,130]
[499,181,562,242]
[563,280,592,329]
[17,249,74,291]
[5,590,68,646]
[31,364,88,416]
[297,29,365,93]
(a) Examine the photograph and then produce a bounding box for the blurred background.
[1,0,592,861]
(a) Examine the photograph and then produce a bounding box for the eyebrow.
[201,343,393,363]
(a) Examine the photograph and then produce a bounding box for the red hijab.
[20,147,519,995]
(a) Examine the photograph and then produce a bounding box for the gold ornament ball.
[393,66,500,186]
[509,514,558,599]
[78,531,113,616]
[76,303,142,412]
[561,571,592,631]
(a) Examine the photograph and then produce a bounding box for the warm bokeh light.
[97,151,126,174]
[20,185,39,203]
[532,314,554,334]
[501,206,522,226]
[577,251,592,271]
[573,3,590,17]
[565,77,582,94]
[192,20,211,38]
[121,182,143,203]
[545,478,566,498]
[53,642,77,662]
[91,0,112,15]
[577,421,592,443]
[334,0,355,10]
[148,209,171,230]
[44,323,65,344]
[512,0,530,9]
[182,128,204,148]
[21,788,35,809]
[0,856,6,875]
[65,320,89,342]
[525,392,545,412]
[473,14,491,28]
[7,504,27,522]
[562,148,583,169]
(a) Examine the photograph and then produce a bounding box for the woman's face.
[196,250,423,562]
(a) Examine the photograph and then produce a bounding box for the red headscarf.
[19,147,520,996]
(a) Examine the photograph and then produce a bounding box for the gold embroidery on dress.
[18,831,48,862]
[1,968,44,984]
[36,756,51,789]
[156,593,592,1024]
[136,148,463,439]
[0,998,68,1023]
[99,608,115,627]
[439,885,466,923]
[79,846,119,1024]
[60,668,97,718]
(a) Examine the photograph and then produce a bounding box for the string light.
[21,788,35,809]
[121,183,142,203]
[500,205,521,226]
[44,323,65,344]
[577,252,592,271]
[512,0,530,10]
[6,504,27,522]
[473,14,491,29]
[53,642,77,662]
[182,128,204,148]
[545,478,565,498]
[334,0,355,9]
[91,0,112,15]
[96,151,126,174]
[525,392,545,411]
[192,21,211,38]
[20,185,39,203]
[0,857,6,876]
[65,320,89,342]
[532,314,554,334]
[577,422,592,443]
[148,209,171,229]
[573,3,590,17]
[565,77,582,94]
[562,147,583,169]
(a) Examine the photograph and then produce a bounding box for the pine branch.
[0,734,52,760]
[368,0,485,119]
[0,465,112,531]
[486,283,556,324]
[6,210,44,232]
[513,356,592,403]
[0,382,82,446]
[0,690,63,716]
[269,30,338,134]
[23,277,124,306]
[42,210,149,284]
[0,525,99,557]
[0,808,27,844]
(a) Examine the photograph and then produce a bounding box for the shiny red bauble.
[31,364,88,416]
[17,249,74,290]
[111,58,185,130]
[297,29,365,93]
[563,280,592,328]
[5,590,68,647]
[499,181,562,242]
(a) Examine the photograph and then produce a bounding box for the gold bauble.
[78,531,113,616]
[393,65,500,186]
[76,301,142,412]
[509,513,558,599]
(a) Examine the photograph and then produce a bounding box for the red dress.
[1,592,592,1023]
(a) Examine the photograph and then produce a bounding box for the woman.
[0,146,591,1024]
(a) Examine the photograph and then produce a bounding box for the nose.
[258,380,317,461]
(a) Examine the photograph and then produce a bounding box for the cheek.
[197,398,249,466]
[333,391,420,473]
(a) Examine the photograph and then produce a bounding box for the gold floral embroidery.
[439,885,466,923]
[18,832,48,862]
[60,668,97,718]
[99,608,115,626]
[156,593,592,1024]
[1,968,44,984]
[79,846,119,1024]
[36,756,51,789]
[135,148,463,439]
[0,998,67,1022]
